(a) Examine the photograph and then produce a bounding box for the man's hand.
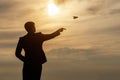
[58,28,66,32]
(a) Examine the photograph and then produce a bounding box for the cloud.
[54,0,67,5]
[87,25,120,36]
[0,1,120,80]
[47,47,120,65]
[0,30,25,50]
[98,0,120,15]
[72,0,120,16]
[45,47,120,80]
[0,30,24,39]
[0,0,20,13]
[109,9,120,15]
[0,42,16,49]
[47,47,96,60]
[84,0,104,15]
[0,0,48,30]
[1,47,120,80]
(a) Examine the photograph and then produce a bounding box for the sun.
[48,2,60,16]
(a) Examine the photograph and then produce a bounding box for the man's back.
[20,32,47,64]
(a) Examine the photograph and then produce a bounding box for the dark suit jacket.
[15,31,60,64]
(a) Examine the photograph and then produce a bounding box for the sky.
[0,0,120,80]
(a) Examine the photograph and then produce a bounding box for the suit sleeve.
[15,38,25,62]
[41,30,60,41]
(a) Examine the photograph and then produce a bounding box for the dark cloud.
[54,0,68,5]
[47,47,120,66]
[47,47,97,56]
[0,30,25,48]
[0,0,20,13]
[101,26,120,34]
[0,29,24,47]
[1,47,120,80]
[109,9,120,15]
[87,25,120,36]
[78,0,120,16]
[86,6,102,14]
[85,0,105,15]
[1,55,120,80]
[0,0,48,30]
[0,42,16,49]
[47,47,95,61]
[0,0,45,20]
[0,30,24,39]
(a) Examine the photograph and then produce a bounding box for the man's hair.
[24,21,35,33]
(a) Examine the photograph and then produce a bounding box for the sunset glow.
[1,0,120,80]
[48,2,60,16]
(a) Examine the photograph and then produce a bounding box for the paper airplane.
[73,16,78,19]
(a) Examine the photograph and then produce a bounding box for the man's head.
[24,21,36,33]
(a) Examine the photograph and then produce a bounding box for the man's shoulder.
[35,32,42,35]
[19,35,27,39]
[19,34,28,40]
[19,32,43,39]
[35,32,44,36]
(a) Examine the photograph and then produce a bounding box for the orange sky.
[0,0,120,79]
[0,0,120,58]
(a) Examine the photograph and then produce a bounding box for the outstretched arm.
[42,28,66,41]
[15,38,25,62]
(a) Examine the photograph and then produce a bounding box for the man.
[15,21,65,80]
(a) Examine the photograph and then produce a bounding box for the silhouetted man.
[15,21,65,80]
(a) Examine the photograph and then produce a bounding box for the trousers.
[23,63,42,80]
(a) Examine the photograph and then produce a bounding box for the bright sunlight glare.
[48,2,60,16]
